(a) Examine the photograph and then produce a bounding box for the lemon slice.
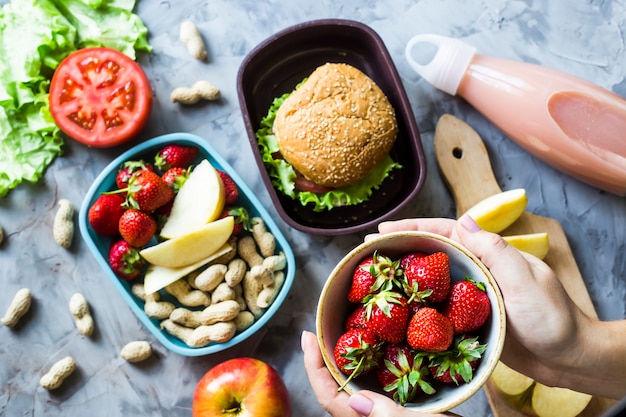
[464,188,527,233]
[503,232,549,259]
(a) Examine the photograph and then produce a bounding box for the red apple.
[192,357,292,417]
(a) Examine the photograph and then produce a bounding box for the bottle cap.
[405,34,477,95]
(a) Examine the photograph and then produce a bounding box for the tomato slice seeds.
[49,47,152,148]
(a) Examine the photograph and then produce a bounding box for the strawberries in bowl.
[316,231,505,413]
[78,133,295,356]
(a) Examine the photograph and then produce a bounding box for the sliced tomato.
[293,171,334,193]
[49,47,152,148]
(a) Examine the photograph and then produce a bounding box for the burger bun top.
[273,63,398,188]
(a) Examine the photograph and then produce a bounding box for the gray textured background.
[1,1,624,416]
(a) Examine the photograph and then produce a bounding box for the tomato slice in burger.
[49,47,152,148]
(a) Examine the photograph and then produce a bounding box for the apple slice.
[503,232,550,260]
[490,361,534,397]
[140,216,234,268]
[160,159,225,239]
[464,188,528,233]
[531,383,592,417]
[143,243,232,294]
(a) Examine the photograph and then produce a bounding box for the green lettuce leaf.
[0,0,151,197]
[256,88,402,212]
[49,0,151,58]
[0,103,63,194]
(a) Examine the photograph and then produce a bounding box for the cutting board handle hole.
[452,147,464,159]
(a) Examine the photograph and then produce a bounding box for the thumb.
[455,214,534,294]
[455,214,513,264]
[348,392,404,416]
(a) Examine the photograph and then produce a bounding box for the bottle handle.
[405,33,477,96]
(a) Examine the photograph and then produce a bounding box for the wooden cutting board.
[433,113,615,417]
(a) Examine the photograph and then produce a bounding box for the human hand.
[301,330,460,417]
[369,215,590,389]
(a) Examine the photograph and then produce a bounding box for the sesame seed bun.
[273,63,398,188]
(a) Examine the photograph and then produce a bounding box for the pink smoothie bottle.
[405,33,626,196]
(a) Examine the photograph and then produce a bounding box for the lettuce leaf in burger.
[255,63,402,212]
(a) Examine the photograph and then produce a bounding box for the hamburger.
[256,63,401,211]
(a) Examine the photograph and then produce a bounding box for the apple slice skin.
[192,358,292,417]
[140,216,234,268]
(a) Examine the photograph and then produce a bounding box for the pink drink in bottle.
[406,34,626,195]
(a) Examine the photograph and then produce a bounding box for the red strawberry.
[153,200,174,218]
[402,280,434,312]
[154,144,199,171]
[88,194,126,236]
[441,278,491,334]
[407,298,426,316]
[118,209,157,247]
[347,257,377,303]
[406,307,454,352]
[162,166,190,193]
[115,160,155,189]
[108,239,145,280]
[347,252,401,303]
[217,170,239,205]
[428,335,486,385]
[364,291,410,343]
[344,305,368,331]
[218,206,251,235]
[399,251,427,270]
[376,343,435,405]
[404,251,451,303]
[333,328,381,390]
[122,170,174,212]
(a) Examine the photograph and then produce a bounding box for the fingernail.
[349,393,374,416]
[300,330,311,352]
[460,214,481,233]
